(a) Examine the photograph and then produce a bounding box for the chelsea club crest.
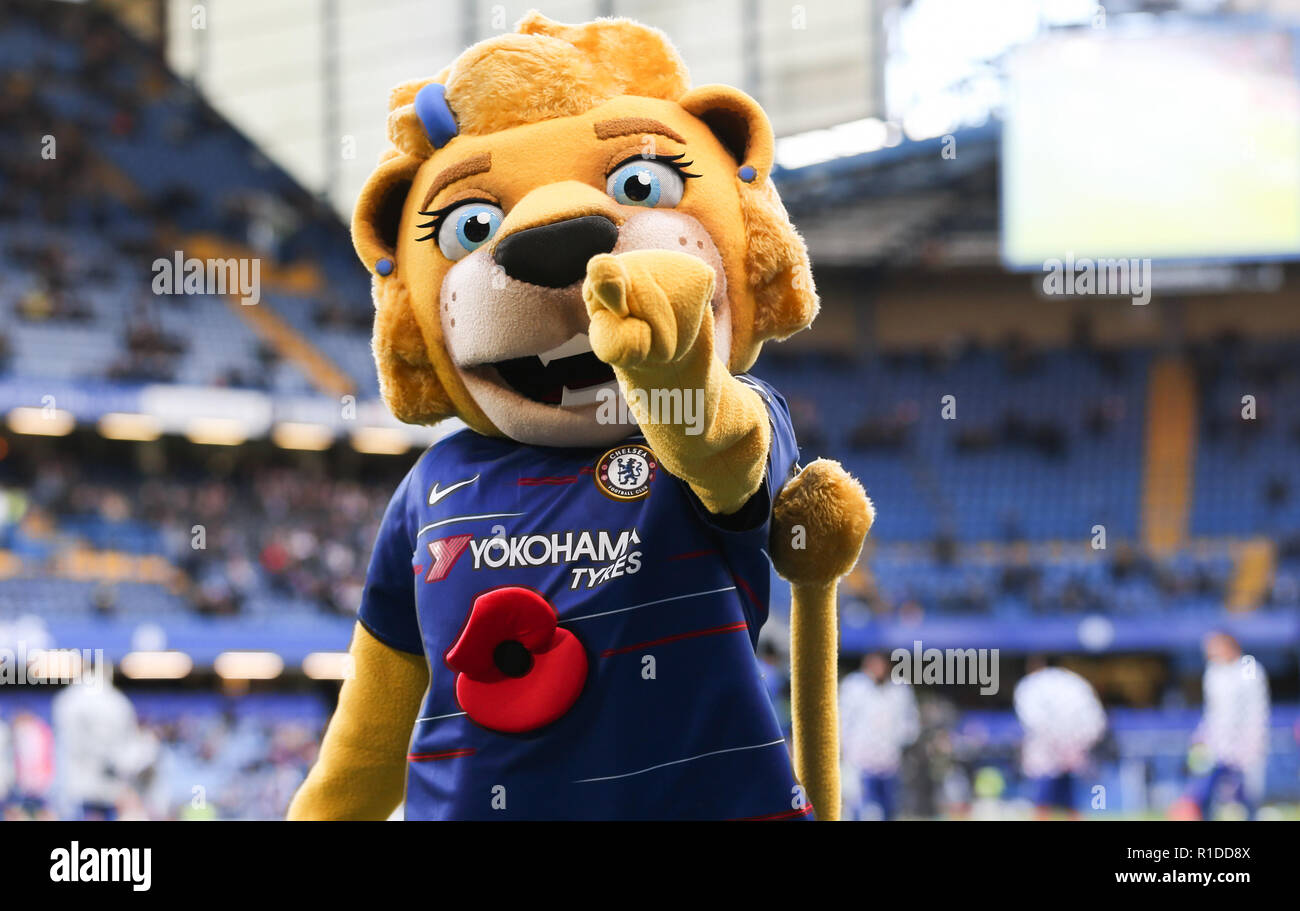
[595,444,657,501]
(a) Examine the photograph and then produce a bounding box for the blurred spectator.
[7,444,397,618]
[1084,395,1126,438]
[849,402,917,452]
[0,715,13,808]
[6,711,55,820]
[785,394,826,454]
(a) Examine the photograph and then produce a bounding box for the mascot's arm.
[287,623,428,820]
[586,250,876,820]
[584,250,768,516]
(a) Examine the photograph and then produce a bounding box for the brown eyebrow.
[420,152,492,211]
[593,117,685,144]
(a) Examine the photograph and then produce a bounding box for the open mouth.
[490,334,616,407]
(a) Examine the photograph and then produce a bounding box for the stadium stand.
[0,0,370,397]
[2,0,1296,639]
[764,345,1147,542]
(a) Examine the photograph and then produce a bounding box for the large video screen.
[1002,27,1300,268]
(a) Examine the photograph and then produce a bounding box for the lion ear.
[352,153,422,277]
[681,85,817,365]
[679,84,775,180]
[352,154,455,426]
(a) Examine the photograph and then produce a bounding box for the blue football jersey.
[358,376,810,820]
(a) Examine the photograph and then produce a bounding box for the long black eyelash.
[414,197,496,243]
[611,152,702,180]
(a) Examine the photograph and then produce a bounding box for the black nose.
[492,215,618,288]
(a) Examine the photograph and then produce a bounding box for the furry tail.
[770,459,873,820]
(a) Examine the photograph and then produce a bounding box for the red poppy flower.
[444,586,587,733]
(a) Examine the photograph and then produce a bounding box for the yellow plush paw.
[583,250,715,370]
[771,459,874,585]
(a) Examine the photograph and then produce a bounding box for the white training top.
[839,671,921,775]
[1199,655,1270,770]
[1014,667,1106,777]
[51,681,149,806]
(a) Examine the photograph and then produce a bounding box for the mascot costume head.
[355,12,814,443]
[290,12,871,822]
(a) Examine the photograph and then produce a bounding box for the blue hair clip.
[414,82,458,149]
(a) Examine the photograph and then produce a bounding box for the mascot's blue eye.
[605,160,685,208]
[436,202,503,261]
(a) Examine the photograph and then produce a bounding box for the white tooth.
[538,333,593,367]
[560,380,618,409]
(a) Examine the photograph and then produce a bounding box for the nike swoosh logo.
[428,474,480,507]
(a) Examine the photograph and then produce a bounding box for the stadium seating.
[759,347,1147,542]
[0,2,366,396]
[0,0,1294,635]
[1191,341,1300,536]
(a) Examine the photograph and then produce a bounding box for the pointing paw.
[583,250,715,370]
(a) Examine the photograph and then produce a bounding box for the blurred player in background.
[51,659,156,820]
[6,711,56,820]
[1014,657,1106,819]
[840,652,920,820]
[0,714,12,813]
[1172,631,1270,820]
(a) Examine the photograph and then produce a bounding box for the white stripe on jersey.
[417,511,526,537]
[573,738,786,783]
[737,376,772,403]
[560,585,738,624]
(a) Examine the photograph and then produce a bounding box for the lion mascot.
[289,12,871,821]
